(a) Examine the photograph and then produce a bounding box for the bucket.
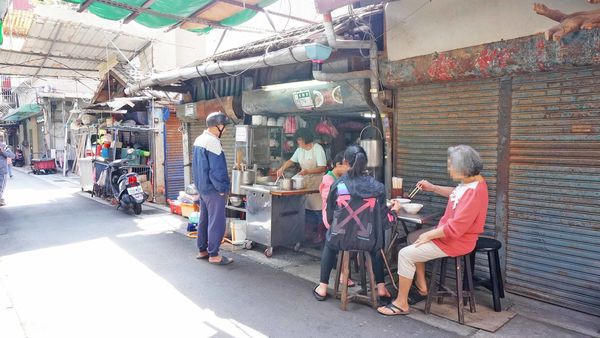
[228,219,246,245]
[231,169,243,194]
[189,211,200,224]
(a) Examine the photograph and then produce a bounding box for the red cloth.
[432,179,489,257]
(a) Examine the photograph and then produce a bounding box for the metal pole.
[263,8,278,33]
[62,101,68,176]
[213,29,228,56]
[150,100,157,203]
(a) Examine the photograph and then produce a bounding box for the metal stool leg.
[424,259,440,315]
[488,250,502,312]
[464,254,476,313]
[464,250,476,292]
[438,258,448,304]
[455,257,465,324]
[493,250,505,298]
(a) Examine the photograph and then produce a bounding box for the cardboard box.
[141,181,153,201]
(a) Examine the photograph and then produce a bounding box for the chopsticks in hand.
[408,183,422,199]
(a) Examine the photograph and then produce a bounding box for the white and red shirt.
[433,178,489,257]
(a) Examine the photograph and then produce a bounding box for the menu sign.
[184,103,195,117]
[293,90,314,110]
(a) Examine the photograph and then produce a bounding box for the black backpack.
[327,180,385,252]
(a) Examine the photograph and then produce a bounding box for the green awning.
[63,0,278,34]
[1,104,42,122]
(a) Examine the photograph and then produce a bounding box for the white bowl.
[393,198,411,204]
[402,203,423,214]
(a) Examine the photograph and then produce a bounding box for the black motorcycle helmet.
[206,112,231,138]
[206,112,231,128]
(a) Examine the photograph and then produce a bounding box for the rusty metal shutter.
[186,121,235,184]
[395,79,499,238]
[164,110,184,201]
[508,67,600,316]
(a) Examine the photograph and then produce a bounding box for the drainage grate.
[53,179,67,182]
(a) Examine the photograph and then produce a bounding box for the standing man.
[193,112,233,265]
[0,133,15,206]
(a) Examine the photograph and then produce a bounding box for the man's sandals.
[196,252,234,265]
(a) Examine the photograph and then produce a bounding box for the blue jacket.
[192,130,230,195]
[0,144,15,175]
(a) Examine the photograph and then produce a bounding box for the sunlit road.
[0,170,450,338]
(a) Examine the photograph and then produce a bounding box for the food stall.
[229,124,319,257]
[226,79,386,256]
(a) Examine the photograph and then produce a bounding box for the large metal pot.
[231,169,243,194]
[359,126,383,168]
[280,178,293,190]
[292,176,305,190]
[241,169,256,185]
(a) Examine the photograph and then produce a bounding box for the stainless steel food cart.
[241,184,318,257]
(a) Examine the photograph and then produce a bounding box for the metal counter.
[241,184,311,257]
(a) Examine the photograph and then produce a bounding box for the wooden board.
[270,189,319,196]
[413,298,517,332]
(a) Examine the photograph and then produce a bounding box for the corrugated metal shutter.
[164,110,184,201]
[186,122,235,184]
[395,79,499,237]
[508,67,600,316]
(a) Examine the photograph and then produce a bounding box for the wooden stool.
[333,250,378,311]
[425,255,476,324]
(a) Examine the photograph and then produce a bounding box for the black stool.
[333,251,378,311]
[468,237,505,312]
[425,255,476,324]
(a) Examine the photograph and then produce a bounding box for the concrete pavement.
[0,168,449,338]
[1,168,598,338]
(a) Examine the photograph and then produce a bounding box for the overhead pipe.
[125,43,333,95]
[320,12,380,109]
[320,11,390,195]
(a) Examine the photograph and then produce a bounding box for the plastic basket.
[181,203,199,218]
[168,199,182,215]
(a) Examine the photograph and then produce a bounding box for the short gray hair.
[447,145,483,177]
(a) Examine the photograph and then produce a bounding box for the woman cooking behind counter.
[277,128,327,244]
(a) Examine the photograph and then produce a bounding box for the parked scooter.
[13,148,24,167]
[107,159,148,215]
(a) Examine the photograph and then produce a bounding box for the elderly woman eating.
[378,145,489,316]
